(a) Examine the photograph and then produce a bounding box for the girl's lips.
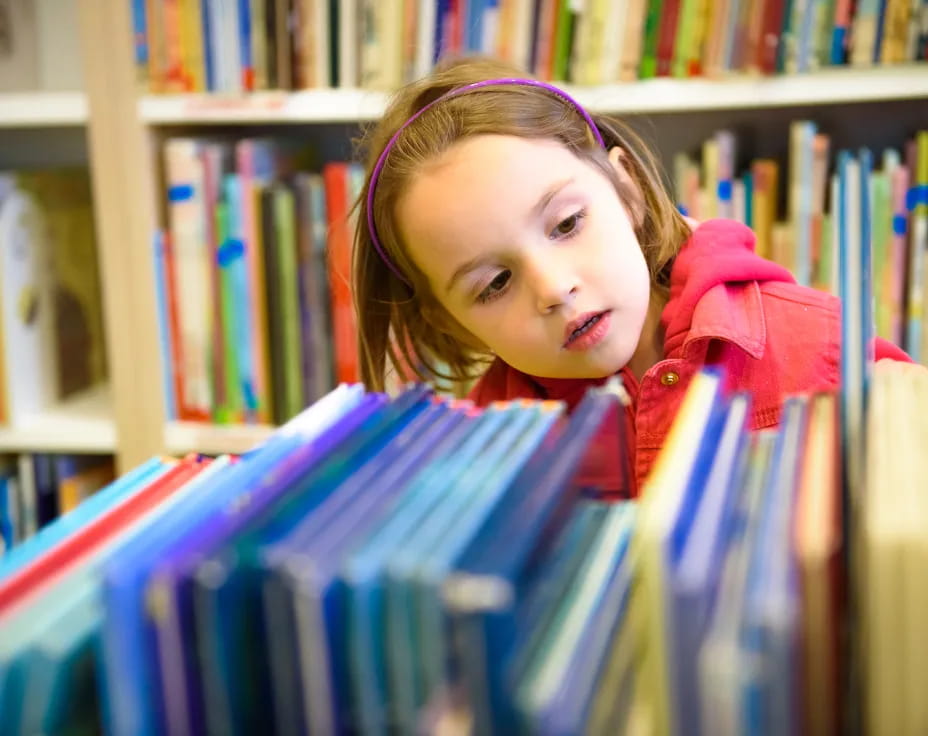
[563,311,611,351]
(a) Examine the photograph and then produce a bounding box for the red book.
[322,163,360,384]
[656,0,683,76]
[757,0,788,73]
[0,458,208,616]
[162,232,194,420]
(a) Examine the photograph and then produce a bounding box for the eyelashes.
[549,208,586,240]
[476,269,511,304]
[474,208,588,305]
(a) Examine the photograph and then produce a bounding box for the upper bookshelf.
[0,92,89,128]
[137,66,928,125]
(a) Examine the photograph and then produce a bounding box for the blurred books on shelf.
[156,136,357,425]
[0,356,924,734]
[130,0,928,94]
[675,126,928,359]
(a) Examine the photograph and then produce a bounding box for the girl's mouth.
[563,311,611,350]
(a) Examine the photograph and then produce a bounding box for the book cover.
[0,181,58,424]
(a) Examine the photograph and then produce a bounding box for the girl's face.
[397,134,652,380]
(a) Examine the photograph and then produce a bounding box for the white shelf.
[137,65,928,124]
[0,384,116,453]
[139,88,391,124]
[567,64,928,114]
[164,421,276,455]
[0,91,88,127]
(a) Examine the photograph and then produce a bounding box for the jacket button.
[660,371,680,386]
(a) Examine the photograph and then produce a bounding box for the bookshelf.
[137,64,928,125]
[69,0,928,465]
[0,92,88,128]
[0,385,116,453]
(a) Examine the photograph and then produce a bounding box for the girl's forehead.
[402,137,580,234]
[409,135,583,209]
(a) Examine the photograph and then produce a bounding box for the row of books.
[675,126,928,360]
[0,354,921,734]
[0,169,108,425]
[159,138,360,425]
[0,454,115,554]
[132,0,928,94]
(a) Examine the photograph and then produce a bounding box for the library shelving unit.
[0,386,116,454]
[0,80,119,458]
[0,91,88,128]
[75,0,928,469]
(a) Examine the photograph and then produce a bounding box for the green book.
[871,170,892,339]
[640,0,665,78]
[273,185,305,421]
[551,0,576,81]
[672,0,700,77]
[216,199,242,424]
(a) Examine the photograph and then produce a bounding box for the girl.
[352,58,909,496]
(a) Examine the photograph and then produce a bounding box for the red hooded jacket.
[468,219,910,497]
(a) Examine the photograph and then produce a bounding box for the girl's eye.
[477,269,511,304]
[551,209,586,239]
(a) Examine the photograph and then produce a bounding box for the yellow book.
[179,0,206,91]
[751,159,779,261]
[634,370,723,736]
[863,361,928,735]
[701,139,719,220]
[794,393,841,736]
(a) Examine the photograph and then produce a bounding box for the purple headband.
[365,77,607,286]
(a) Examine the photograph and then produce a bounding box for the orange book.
[162,231,196,421]
[161,0,186,92]
[57,460,117,515]
[533,0,559,79]
[323,163,359,384]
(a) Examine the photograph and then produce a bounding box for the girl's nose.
[528,259,579,314]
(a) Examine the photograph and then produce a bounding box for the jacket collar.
[675,281,767,360]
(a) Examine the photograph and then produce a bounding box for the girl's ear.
[607,146,646,227]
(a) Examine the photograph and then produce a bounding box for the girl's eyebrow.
[532,177,574,218]
[445,177,575,294]
[446,254,487,294]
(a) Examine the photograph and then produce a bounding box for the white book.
[0,181,58,425]
[339,0,360,87]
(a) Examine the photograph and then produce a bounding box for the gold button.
[660,371,680,386]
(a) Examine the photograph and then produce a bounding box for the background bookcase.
[45,0,926,471]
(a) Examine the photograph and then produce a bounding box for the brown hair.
[352,57,690,392]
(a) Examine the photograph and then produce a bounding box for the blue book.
[222,174,257,416]
[0,458,168,581]
[339,404,519,736]
[99,387,364,736]
[188,387,431,736]
[387,405,561,732]
[260,404,473,735]
[741,398,808,735]
[667,394,752,736]
[442,389,622,732]
[698,431,777,735]
[2,458,231,736]
[514,502,637,735]
[146,392,380,736]
[152,231,177,420]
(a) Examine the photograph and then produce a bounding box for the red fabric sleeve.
[872,337,914,363]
